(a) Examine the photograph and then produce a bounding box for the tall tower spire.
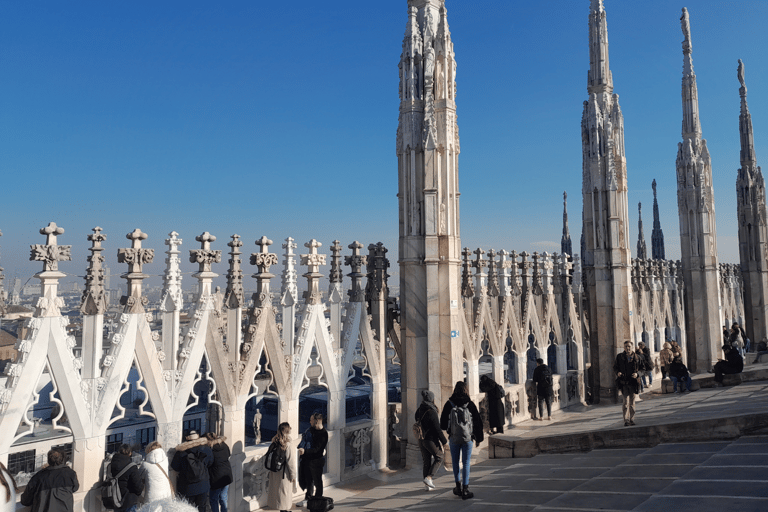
[637,203,647,259]
[735,59,768,347]
[581,0,633,403]
[675,7,721,373]
[398,0,464,465]
[562,191,572,256]
[651,179,666,259]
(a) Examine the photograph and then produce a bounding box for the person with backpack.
[415,390,448,491]
[531,358,554,421]
[297,412,329,510]
[171,431,213,512]
[141,441,173,504]
[205,433,233,512]
[478,374,505,434]
[439,381,484,501]
[266,422,297,512]
[20,448,79,512]
[107,444,144,512]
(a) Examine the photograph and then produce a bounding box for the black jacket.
[110,452,144,512]
[208,438,233,490]
[531,364,554,398]
[20,464,79,512]
[301,426,328,463]
[613,351,640,395]
[479,376,506,432]
[415,401,447,445]
[668,361,689,380]
[171,438,214,497]
[725,348,744,373]
[440,393,484,446]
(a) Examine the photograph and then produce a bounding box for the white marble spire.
[588,0,612,95]
[637,203,647,260]
[681,8,701,141]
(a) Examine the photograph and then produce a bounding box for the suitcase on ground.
[307,496,334,512]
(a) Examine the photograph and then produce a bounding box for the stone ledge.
[660,364,768,393]
[489,412,768,459]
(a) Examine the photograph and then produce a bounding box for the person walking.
[440,381,484,501]
[297,412,328,507]
[0,461,19,512]
[206,433,233,512]
[531,358,554,421]
[141,442,173,504]
[659,342,673,380]
[20,448,79,512]
[109,444,144,512]
[478,374,505,434]
[614,340,640,427]
[415,390,448,491]
[267,422,297,512]
[668,356,693,393]
[712,344,744,385]
[171,431,213,512]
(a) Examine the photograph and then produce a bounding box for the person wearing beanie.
[415,389,448,491]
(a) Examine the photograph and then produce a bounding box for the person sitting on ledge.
[668,356,692,393]
[711,344,743,386]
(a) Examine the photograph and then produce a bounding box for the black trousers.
[714,362,740,383]
[303,459,324,498]
[187,492,209,512]
[419,439,444,478]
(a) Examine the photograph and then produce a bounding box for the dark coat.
[298,426,328,491]
[20,464,79,512]
[171,438,213,498]
[724,348,744,373]
[613,351,640,395]
[668,361,689,380]
[415,400,447,446]
[531,364,554,398]
[109,452,144,512]
[208,438,233,490]
[479,376,506,432]
[439,392,484,446]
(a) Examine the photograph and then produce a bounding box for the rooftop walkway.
[318,363,768,512]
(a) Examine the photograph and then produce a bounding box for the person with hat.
[171,431,213,512]
[415,390,448,491]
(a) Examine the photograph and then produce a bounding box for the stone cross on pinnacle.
[301,239,326,305]
[118,229,154,313]
[30,222,72,272]
[251,236,277,307]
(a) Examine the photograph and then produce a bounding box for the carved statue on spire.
[738,59,746,91]
[681,8,692,51]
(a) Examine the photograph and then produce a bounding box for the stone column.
[328,240,343,351]
[161,232,183,372]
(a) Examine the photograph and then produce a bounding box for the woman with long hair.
[440,381,484,500]
[267,422,297,512]
[0,461,19,512]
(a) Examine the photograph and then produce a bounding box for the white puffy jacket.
[141,448,173,503]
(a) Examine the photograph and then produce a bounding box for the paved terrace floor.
[317,379,768,512]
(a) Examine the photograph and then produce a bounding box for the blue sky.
[1,0,767,288]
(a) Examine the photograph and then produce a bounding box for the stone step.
[661,361,768,393]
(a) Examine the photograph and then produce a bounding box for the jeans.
[670,375,691,392]
[210,485,229,512]
[641,371,653,387]
[537,395,552,418]
[449,440,473,486]
[419,439,444,478]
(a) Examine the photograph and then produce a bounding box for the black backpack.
[264,441,287,472]
[101,459,136,510]
[542,366,553,387]
[185,451,208,483]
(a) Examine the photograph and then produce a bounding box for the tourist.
[668,356,693,393]
[109,444,144,512]
[637,341,653,390]
[141,441,173,504]
[531,358,554,421]
[440,381,484,500]
[712,344,744,386]
[171,431,213,512]
[20,448,79,512]
[415,389,448,491]
[298,412,328,507]
[0,461,19,512]
[729,323,745,356]
[206,433,233,512]
[614,340,640,427]
[659,342,673,379]
[267,422,297,512]
[478,374,506,433]
[723,325,730,345]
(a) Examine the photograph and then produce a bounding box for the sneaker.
[423,477,435,489]
[296,501,306,508]
[546,416,552,420]
[425,485,433,492]
[625,421,630,427]
[635,397,643,402]
[629,420,635,426]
